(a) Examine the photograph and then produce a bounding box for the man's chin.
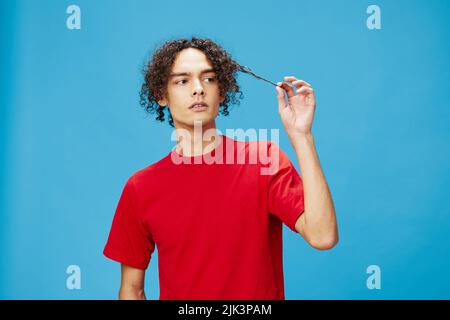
[173,116,213,129]
[189,113,215,125]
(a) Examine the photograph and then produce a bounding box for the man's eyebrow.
[169,68,216,78]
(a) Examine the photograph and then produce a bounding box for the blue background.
[1,0,449,299]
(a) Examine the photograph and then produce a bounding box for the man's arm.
[291,132,338,250]
[119,264,147,300]
[276,76,338,250]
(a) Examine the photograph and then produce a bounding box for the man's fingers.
[296,86,314,93]
[292,80,312,88]
[296,86,314,95]
[275,85,287,113]
[279,81,296,98]
[276,76,314,112]
[284,76,312,88]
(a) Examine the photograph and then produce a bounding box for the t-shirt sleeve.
[266,142,305,233]
[103,176,155,270]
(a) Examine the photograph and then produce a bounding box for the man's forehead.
[170,49,215,76]
[169,66,216,78]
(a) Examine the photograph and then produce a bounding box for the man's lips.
[189,102,208,109]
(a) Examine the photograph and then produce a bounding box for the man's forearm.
[289,131,338,247]
[119,286,147,300]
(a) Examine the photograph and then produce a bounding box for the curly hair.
[139,37,244,127]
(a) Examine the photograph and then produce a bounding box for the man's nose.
[192,79,205,96]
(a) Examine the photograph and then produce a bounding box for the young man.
[103,37,338,300]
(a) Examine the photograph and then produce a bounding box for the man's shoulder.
[128,152,171,184]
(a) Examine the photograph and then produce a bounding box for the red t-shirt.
[103,134,305,300]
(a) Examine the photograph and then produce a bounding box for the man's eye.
[175,77,215,85]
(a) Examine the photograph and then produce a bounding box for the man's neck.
[173,120,221,157]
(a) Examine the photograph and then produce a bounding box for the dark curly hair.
[139,37,244,127]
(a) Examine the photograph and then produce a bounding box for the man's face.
[158,48,224,128]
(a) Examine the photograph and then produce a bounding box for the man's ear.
[157,87,169,107]
[157,96,168,108]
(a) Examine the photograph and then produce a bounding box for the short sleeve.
[103,176,155,270]
[266,142,305,233]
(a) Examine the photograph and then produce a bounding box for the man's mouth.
[189,102,208,109]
